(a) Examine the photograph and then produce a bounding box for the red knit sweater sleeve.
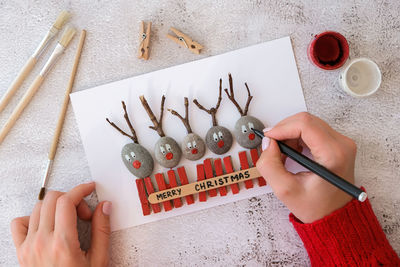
[290,196,400,266]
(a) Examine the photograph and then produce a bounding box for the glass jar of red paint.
[308,31,349,70]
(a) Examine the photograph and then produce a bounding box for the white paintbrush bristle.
[58,26,76,48]
[53,10,71,30]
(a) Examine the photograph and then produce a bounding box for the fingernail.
[263,127,272,133]
[262,137,270,151]
[102,201,112,216]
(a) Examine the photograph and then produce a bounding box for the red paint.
[223,156,240,194]
[239,151,253,189]
[132,160,141,169]
[308,31,349,70]
[167,170,183,208]
[155,173,173,211]
[135,178,151,216]
[248,133,255,140]
[165,152,173,160]
[250,148,266,187]
[196,164,207,202]
[217,140,224,148]
[177,167,195,205]
[204,158,217,197]
[213,158,227,196]
[191,148,198,154]
[143,177,161,213]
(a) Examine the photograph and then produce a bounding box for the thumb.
[256,138,301,201]
[88,201,112,267]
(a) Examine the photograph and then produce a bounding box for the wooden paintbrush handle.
[0,75,44,144]
[0,57,37,113]
[148,167,261,204]
[48,30,86,160]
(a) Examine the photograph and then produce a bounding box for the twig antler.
[106,101,138,143]
[224,73,253,116]
[168,97,193,134]
[139,95,166,137]
[193,79,222,126]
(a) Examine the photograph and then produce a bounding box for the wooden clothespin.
[138,21,151,60]
[166,27,203,54]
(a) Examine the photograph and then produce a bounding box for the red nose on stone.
[217,140,224,148]
[133,160,141,169]
[166,152,173,160]
[191,148,198,154]
[248,133,255,140]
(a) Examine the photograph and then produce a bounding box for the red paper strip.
[239,151,254,189]
[223,156,240,194]
[213,158,227,196]
[167,170,183,208]
[250,148,266,186]
[135,178,151,216]
[203,158,218,197]
[143,177,161,213]
[155,173,173,211]
[196,164,207,202]
[177,166,195,205]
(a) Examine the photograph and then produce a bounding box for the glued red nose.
[248,133,255,140]
[165,152,173,160]
[217,140,224,148]
[191,148,198,154]
[132,160,141,169]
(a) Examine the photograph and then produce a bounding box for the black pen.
[252,128,367,202]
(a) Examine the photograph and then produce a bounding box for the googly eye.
[160,146,166,155]
[213,132,218,142]
[241,125,248,133]
[124,154,131,162]
[192,140,197,148]
[248,122,255,130]
[218,131,224,139]
[166,144,172,152]
[130,151,136,158]
[187,142,192,149]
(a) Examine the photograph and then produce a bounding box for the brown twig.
[106,101,138,143]
[168,97,192,133]
[121,101,138,143]
[139,95,165,137]
[105,119,137,143]
[243,82,252,116]
[193,79,222,126]
[224,73,253,116]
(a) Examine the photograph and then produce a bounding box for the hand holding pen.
[256,112,363,223]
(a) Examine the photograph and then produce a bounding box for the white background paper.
[71,36,307,231]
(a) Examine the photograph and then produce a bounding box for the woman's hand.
[10,182,112,267]
[256,112,357,223]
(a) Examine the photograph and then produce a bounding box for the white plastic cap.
[339,58,381,97]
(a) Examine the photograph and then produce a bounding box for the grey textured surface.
[181,133,206,161]
[205,125,233,155]
[1,0,399,266]
[154,136,182,168]
[121,143,154,179]
[233,115,265,149]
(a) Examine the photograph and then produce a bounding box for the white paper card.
[71,36,307,231]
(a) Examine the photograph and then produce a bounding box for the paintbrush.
[0,26,76,145]
[38,30,86,200]
[251,128,367,202]
[0,10,70,113]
